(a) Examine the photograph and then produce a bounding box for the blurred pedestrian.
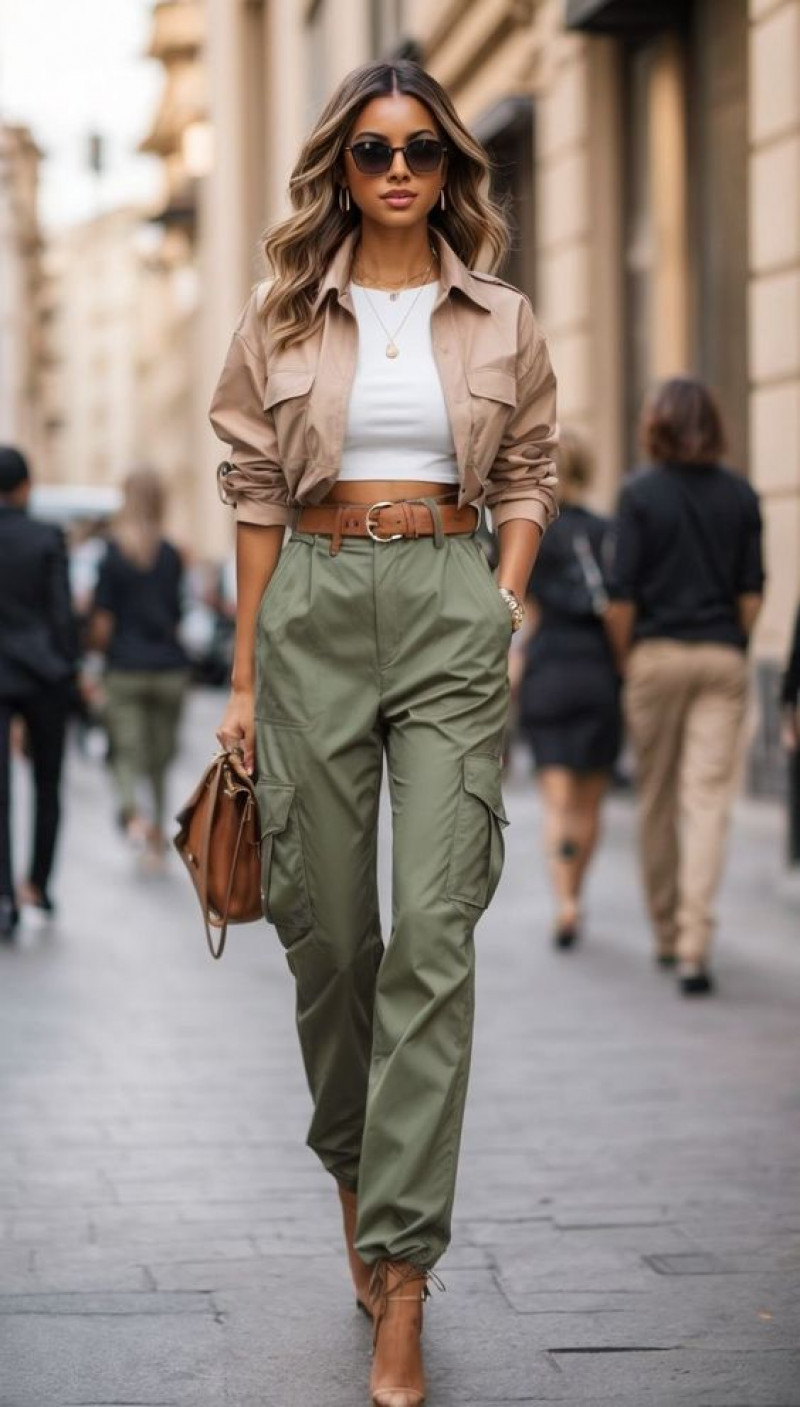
[781,603,800,752]
[607,378,765,996]
[782,602,800,867]
[209,59,557,1406]
[0,447,78,940]
[517,429,620,949]
[91,468,188,863]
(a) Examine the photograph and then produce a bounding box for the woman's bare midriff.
[321,479,458,505]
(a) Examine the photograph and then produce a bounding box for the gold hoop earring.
[339,186,350,214]
[439,187,446,212]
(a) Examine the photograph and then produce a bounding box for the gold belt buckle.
[365,500,403,543]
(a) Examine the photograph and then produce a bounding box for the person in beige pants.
[607,379,764,996]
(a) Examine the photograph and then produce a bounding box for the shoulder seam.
[470,269,519,293]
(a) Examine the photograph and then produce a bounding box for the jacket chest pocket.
[466,366,517,477]
[263,368,315,467]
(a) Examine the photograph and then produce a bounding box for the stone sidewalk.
[1,691,799,1407]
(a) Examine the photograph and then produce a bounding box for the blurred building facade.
[140,0,799,786]
[42,209,198,548]
[0,123,48,471]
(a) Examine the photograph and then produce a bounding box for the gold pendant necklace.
[357,258,435,358]
[353,249,436,302]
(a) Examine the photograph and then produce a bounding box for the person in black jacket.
[607,379,765,997]
[0,447,78,939]
[517,429,621,949]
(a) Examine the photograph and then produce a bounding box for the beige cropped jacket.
[209,229,558,532]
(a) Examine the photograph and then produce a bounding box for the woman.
[92,467,188,863]
[210,61,557,1406]
[517,429,620,950]
[607,379,764,996]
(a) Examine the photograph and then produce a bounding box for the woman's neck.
[354,220,436,284]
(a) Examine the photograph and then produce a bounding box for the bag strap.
[572,531,609,616]
[210,800,252,961]
[197,759,226,959]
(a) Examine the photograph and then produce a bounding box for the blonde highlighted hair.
[557,428,594,496]
[262,60,510,351]
[114,466,166,571]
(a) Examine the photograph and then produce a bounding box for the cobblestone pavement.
[1,690,799,1407]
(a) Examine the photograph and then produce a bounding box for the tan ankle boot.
[337,1184,374,1317]
[369,1260,428,1407]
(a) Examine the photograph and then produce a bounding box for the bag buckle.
[366,501,403,542]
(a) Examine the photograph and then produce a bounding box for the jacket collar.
[313,227,493,313]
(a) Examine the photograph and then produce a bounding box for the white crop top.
[339,281,459,484]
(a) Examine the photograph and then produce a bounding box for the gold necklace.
[356,258,435,358]
[352,244,438,301]
[354,261,432,301]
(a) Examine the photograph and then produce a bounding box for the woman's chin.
[363,205,430,231]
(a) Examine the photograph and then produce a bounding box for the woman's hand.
[216,686,256,775]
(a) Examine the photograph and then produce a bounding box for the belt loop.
[329,505,344,557]
[421,497,445,549]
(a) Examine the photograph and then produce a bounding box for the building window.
[623,28,689,464]
[620,1,748,468]
[688,0,748,471]
[478,98,536,302]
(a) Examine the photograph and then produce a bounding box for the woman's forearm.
[496,519,542,601]
[231,522,285,691]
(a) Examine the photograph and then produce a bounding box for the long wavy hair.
[262,61,510,351]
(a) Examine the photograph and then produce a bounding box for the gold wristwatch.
[498,586,525,632]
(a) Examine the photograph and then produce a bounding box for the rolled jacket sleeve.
[485,300,559,532]
[208,289,294,529]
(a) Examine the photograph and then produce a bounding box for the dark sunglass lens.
[406,139,443,173]
[351,141,392,174]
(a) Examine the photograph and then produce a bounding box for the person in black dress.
[518,429,620,948]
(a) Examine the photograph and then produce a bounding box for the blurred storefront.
[140,0,799,789]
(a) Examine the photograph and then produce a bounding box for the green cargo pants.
[254,523,511,1270]
[105,669,188,829]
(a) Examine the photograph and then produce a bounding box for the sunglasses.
[345,137,447,176]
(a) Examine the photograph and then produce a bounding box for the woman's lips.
[381,192,416,207]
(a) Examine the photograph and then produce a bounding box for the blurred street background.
[1,693,799,1406]
[1,0,799,790]
[1,1,800,1404]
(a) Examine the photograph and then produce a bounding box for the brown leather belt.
[294,499,480,555]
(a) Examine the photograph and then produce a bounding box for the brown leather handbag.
[173,751,262,959]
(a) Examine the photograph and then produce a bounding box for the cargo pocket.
[446,753,509,913]
[257,779,313,943]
